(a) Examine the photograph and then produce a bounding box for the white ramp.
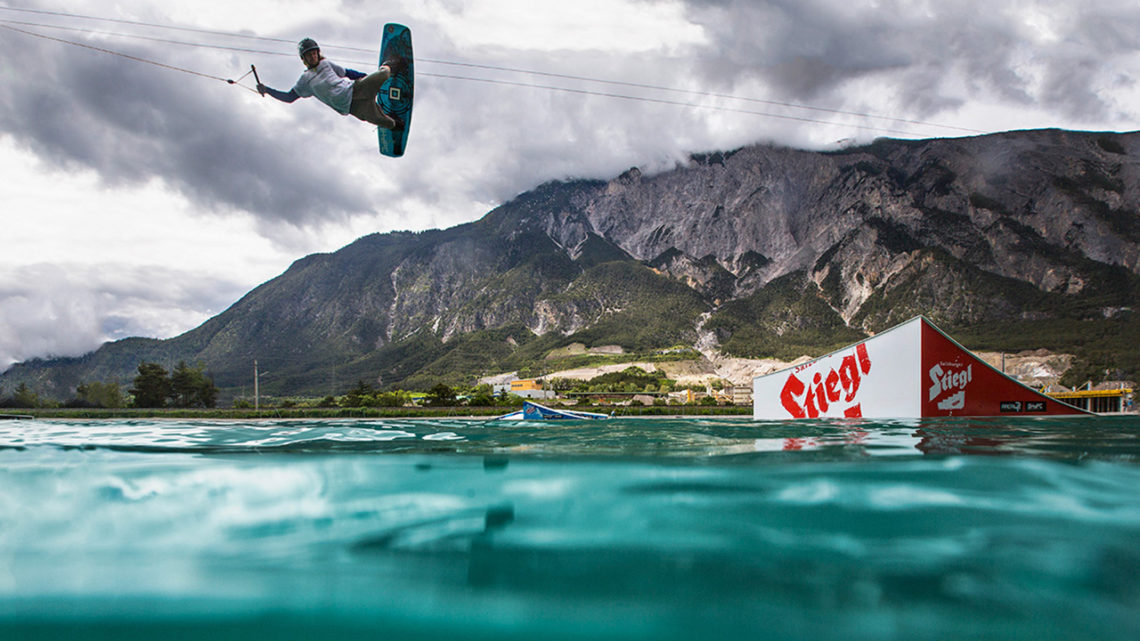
[753,316,1088,419]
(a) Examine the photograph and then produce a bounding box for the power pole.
[254,359,259,412]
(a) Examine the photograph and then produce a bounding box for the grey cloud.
[680,0,918,95]
[0,263,249,370]
[678,0,1140,125]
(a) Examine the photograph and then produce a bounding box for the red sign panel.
[919,323,1085,417]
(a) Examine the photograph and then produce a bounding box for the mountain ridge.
[5,128,1140,400]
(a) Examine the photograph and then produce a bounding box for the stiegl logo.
[928,363,972,411]
[780,343,872,418]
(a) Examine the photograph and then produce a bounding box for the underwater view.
[2,416,1139,640]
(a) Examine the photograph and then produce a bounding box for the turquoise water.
[2,416,1139,640]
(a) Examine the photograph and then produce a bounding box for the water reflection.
[0,416,1137,463]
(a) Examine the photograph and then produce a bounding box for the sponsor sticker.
[1001,401,1048,413]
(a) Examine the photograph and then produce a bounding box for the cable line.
[0,21,257,91]
[0,5,984,135]
[0,17,284,56]
[0,17,943,136]
[416,59,984,135]
[419,72,932,137]
[0,5,293,45]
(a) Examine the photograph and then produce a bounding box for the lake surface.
[2,416,1139,640]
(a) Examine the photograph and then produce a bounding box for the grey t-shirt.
[292,59,354,115]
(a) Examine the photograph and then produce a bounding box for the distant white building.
[732,386,753,406]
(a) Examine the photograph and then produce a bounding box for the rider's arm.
[258,85,300,103]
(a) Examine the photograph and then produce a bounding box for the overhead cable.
[0,6,984,135]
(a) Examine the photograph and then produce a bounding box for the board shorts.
[348,70,391,125]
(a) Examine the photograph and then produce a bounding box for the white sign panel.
[753,318,922,419]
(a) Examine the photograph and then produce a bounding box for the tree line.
[0,361,218,409]
[2,363,733,410]
[130,361,218,408]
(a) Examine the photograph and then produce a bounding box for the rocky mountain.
[5,128,1140,400]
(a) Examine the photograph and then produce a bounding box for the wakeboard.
[377,23,413,157]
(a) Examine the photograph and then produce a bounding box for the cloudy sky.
[2,0,1139,371]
